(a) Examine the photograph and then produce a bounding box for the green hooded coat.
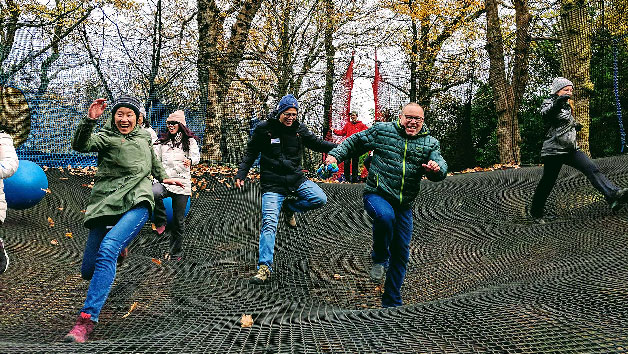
[72,116,169,228]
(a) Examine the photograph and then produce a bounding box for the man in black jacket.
[235,94,336,284]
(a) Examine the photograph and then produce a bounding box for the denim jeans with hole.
[80,205,149,322]
[363,193,413,308]
[258,180,327,269]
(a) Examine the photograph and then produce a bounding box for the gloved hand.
[556,94,571,105]
[316,163,339,179]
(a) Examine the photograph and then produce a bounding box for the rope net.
[1,156,627,352]
[0,0,628,352]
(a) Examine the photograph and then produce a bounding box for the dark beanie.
[111,95,141,120]
[276,94,299,116]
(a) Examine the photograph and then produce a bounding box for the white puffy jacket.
[153,137,200,195]
[0,133,19,222]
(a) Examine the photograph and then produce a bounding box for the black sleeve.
[235,125,266,180]
[299,125,337,152]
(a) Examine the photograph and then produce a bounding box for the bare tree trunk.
[559,0,593,155]
[197,0,263,162]
[409,0,418,103]
[322,0,335,142]
[485,0,530,164]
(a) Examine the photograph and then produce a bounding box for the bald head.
[399,102,425,136]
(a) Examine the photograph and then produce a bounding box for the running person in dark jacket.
[529,77,628,223]
[325,102,447,307]
[235,94,337,284]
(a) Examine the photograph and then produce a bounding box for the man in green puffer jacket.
[325,102,448,307]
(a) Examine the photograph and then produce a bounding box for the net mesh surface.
[1,155,627,352]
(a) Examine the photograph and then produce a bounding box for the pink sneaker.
[155,225,166,235]
[64,312,95,343]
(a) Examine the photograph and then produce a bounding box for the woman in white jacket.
[153,110,200,260]
[0,132,19,273]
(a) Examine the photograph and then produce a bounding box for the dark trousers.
[530,150,619,217]
[363,193,413,308]
[153,183,189,256]
[344,156,360,183]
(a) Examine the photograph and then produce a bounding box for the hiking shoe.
[0,238,8,274]
[117,247,128,266]
[610,188,628,213]
[250,265,271,284]
[155,224,166,236]
[64,312,95,343]
[369,263,386,282]
[283,208,297,228]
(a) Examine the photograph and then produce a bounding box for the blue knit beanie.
[276,94,299,116]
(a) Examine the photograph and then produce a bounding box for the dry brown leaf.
[42,188,51,194]
[151,223,157,231]
[240,314,253,328]
[65,232,73,238]
[47,217,55,227]
[151,258,162,265]
[122,301,139,318]
[59,177,69,180]
[80,210,86,213]
[57,207,64,211]
[333,274,343,280]
[50,239,59,245]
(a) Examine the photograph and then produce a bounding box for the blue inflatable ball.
[161,197,191,224]
[4,160,48,210]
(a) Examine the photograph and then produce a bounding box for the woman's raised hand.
[88,98,107,120]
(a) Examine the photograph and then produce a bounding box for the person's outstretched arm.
[235,125,265,188]
[72,98,109,153]
[299,125,337,153]
[423,140,448,182]
[326,126,376,164]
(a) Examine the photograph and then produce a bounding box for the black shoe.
[369,263,385,282]
[610,188,628,213]
[0,238,8,274]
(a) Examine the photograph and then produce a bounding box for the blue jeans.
[259,180,327,268]
[363,193,413,308]
[80,205,149,322]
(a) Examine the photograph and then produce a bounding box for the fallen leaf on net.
[151,223,157,231]
[47,217,55,227]
[375,285,383,293]
[240,314,254,328]
[50,239,59,245]
[42,188,51,194]
[57,207,64,211]
[333,274,343,280]
[151,258,162,265]
[122,302,139,318]
[65,232,73,238]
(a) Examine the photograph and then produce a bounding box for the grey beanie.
[551,77,574,94]
[111,95,141,120]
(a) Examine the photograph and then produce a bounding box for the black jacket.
[236,118,337,194]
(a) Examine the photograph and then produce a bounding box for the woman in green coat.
[65,96,183,343]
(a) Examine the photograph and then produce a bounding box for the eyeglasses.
[282,112,297,118]
[166,121,178,126]
[402,114,424,122]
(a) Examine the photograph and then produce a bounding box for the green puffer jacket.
[328,121,447,206]
[72,116,169,228]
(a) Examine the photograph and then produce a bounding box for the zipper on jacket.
[400,139,408,203]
